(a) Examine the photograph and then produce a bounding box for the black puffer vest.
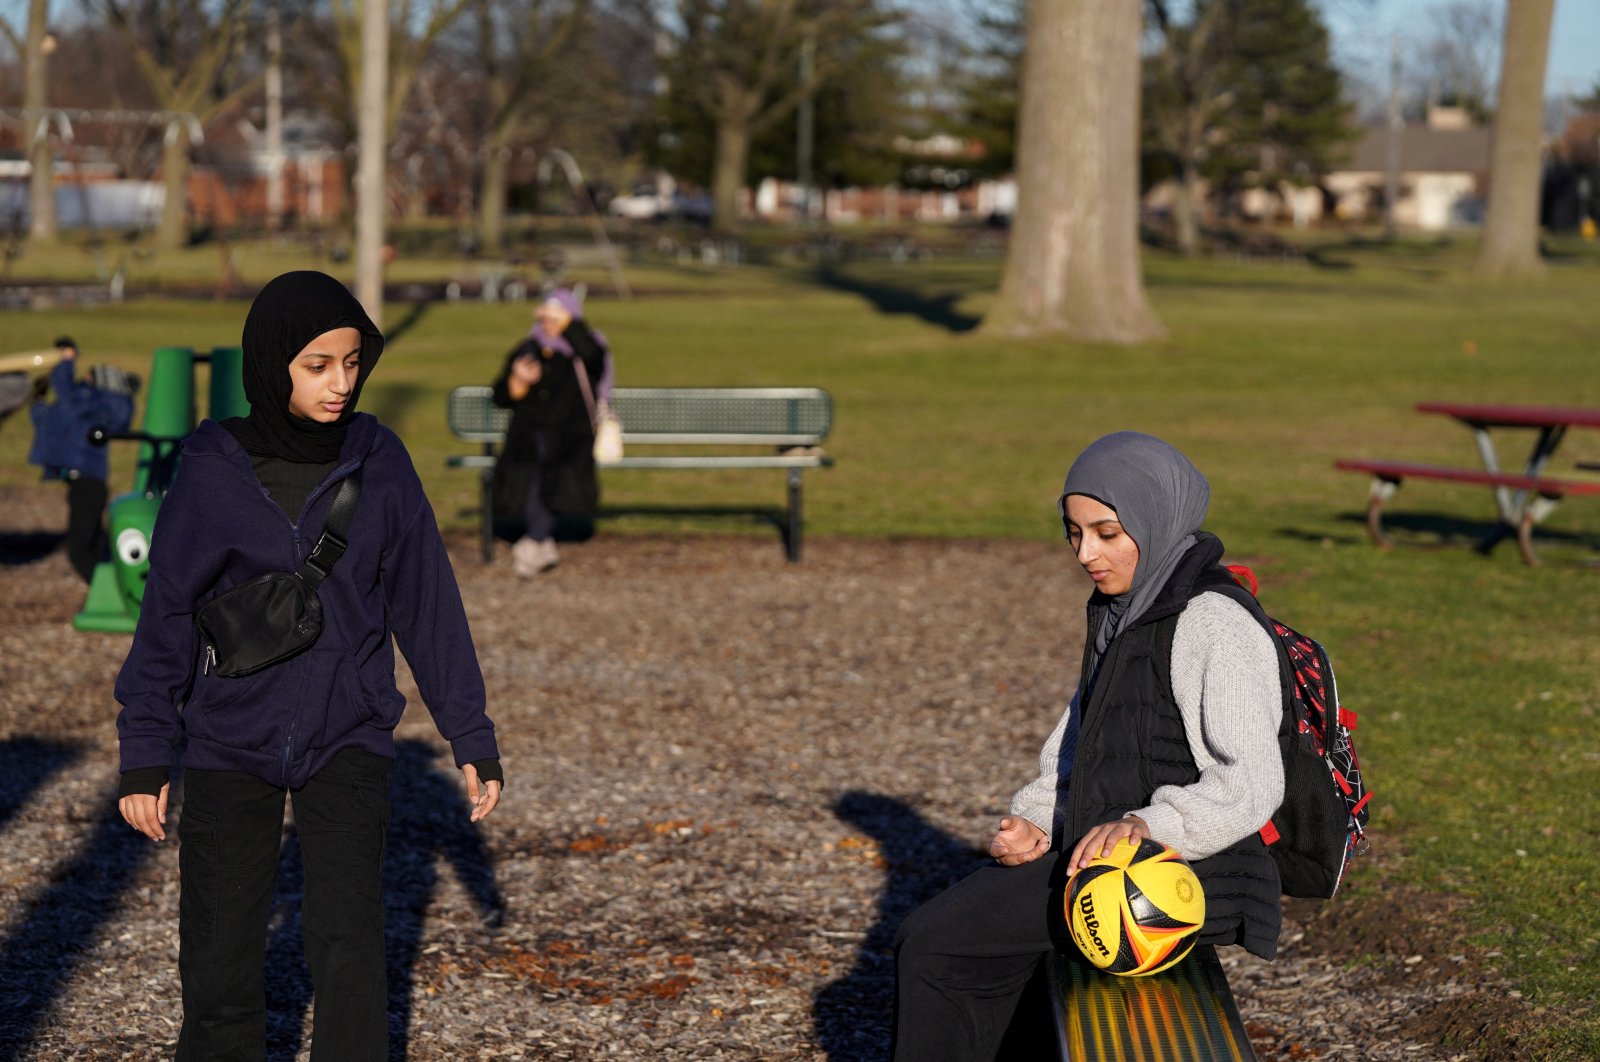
[1063,533,1282,959]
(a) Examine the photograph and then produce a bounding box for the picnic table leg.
[1365,476,1400,549]
[1505,425,1567,527]
[1514,494,1563,566]
[1468,425,1521,526]
[785,469,804,562]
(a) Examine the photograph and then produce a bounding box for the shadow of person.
[261,740,506,1062]
[0,782,157,1061]
[812,791,987,1062]
[383,740,506,1058]
[0,530,66,568]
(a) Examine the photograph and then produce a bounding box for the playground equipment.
[73,346,249,633]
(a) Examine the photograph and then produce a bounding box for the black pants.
[892,851,1069,1062]
[65,475,108,584]
[177,748,391,1062]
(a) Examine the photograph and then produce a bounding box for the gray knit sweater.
[1009,591,1284,862]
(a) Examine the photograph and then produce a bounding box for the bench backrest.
[448,385,833,446]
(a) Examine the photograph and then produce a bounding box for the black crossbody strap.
[298,472,362,589]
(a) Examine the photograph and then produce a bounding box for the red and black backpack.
[1214,564,1372,899]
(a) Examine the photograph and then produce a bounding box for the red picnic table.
[1334,403,1600,564]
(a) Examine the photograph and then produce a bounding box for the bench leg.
[480,468,495,564]
[785,469,803,562]
[1364,477,1399,549]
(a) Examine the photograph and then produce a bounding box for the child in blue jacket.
[115,271,503,1061]
[28,336,136,581]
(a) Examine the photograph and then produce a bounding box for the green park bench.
[446,385,834,562]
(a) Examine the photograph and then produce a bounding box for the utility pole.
[265,0,285,231]
[355,0,388,326]
[23,0,56,243]
[1383,34,1403,239]
[796,30,815,224]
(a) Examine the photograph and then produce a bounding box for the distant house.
[1324,106,1492,230]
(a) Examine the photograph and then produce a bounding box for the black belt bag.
[195,473,361,678]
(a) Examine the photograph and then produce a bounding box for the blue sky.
[1322,0,1600,100]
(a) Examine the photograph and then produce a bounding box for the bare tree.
[323,0,470,145]
[1412,0,1501,119]
[0,0,57,242]
[471,0,575,254]
[97,0,258,249]
[1145,0,1232,257]
[1475,0,1554,277]
[665,0,889,230]
[983,0,1163,343]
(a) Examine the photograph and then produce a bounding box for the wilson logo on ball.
[1066,837,1205,977]
[1075,894,1111,957]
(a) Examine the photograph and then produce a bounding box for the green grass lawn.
[5,237,1599,1056]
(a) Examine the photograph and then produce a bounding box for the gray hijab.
[1059,431,1211,669]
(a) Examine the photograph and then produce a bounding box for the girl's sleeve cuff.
[118,766,171,798]
[469,758,504,788]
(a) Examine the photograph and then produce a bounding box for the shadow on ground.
[0,738,156,1061]
[812,791,985,1061]
[810,266,981,333]
[0,530,64,567]
[1278,512,1598,561]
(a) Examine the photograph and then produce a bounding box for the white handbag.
[592,401,624,462]
[574,360,623,462]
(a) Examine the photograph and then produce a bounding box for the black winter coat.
[489,322,607,537]
[1064,534,1283,959]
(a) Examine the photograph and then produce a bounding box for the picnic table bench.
[1335,403,1600,565]
[446,385,834,562]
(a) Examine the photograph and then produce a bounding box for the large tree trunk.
[712,117,751,233]
[24,0,55,244]
[1475,0,1555,277]
[985,0,1164,342]
[156,127,191,250]
[479,139,510,256]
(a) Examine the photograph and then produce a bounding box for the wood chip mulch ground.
[0,485,1540,1060]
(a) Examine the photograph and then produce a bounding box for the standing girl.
[892,432,1284,1061]
[115,271,503,1061]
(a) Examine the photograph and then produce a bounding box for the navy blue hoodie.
[115,413,498,789]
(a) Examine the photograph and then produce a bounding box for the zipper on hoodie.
[250,467,357,784]
[202,425,362,786]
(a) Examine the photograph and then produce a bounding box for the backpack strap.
[298,472,361,590]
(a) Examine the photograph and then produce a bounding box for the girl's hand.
[510,354,542,385]
[462,763,502,823]
[119,782,170,842]
[1068,815,1149,874]
[989,815,1050,866]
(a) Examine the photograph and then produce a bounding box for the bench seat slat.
[605,455,832,470]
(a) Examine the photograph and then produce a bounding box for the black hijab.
[224,271,385,463]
